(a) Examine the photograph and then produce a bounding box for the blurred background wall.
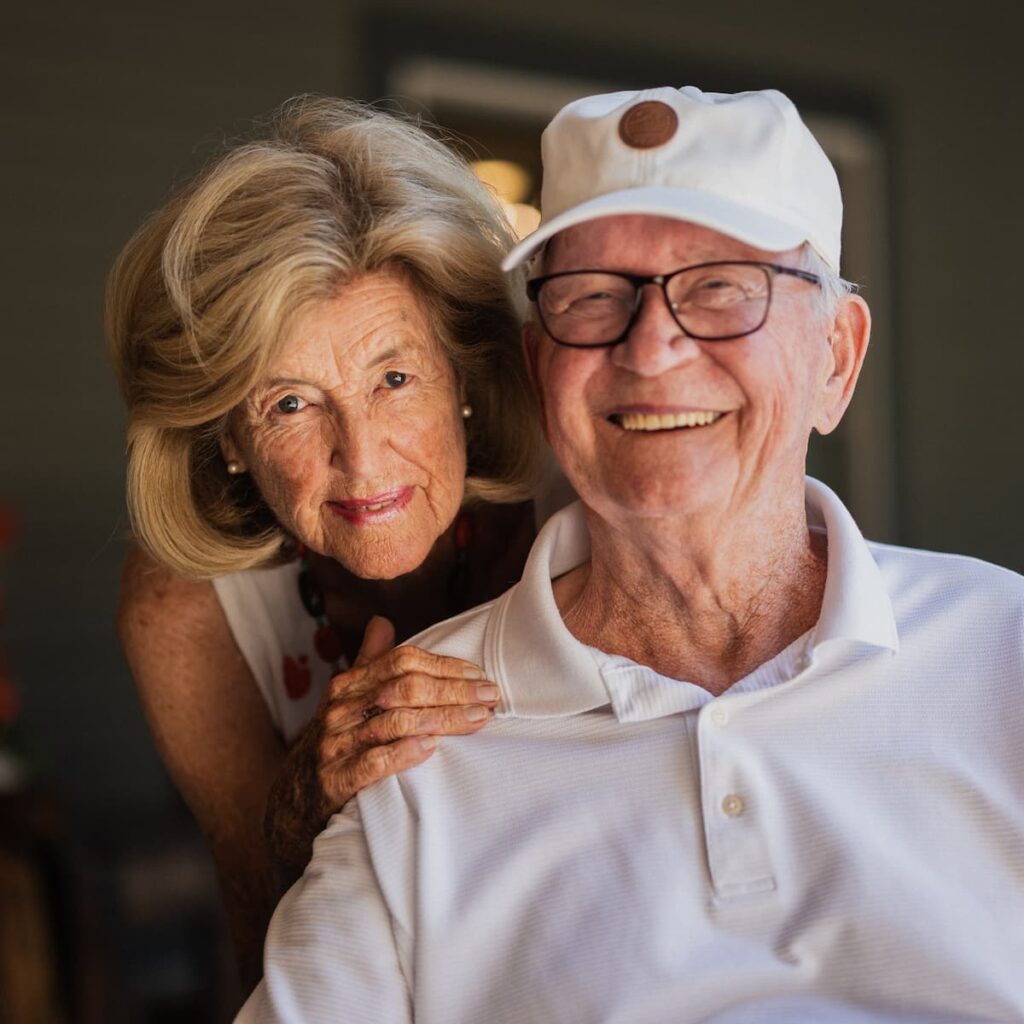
[1,0,1021,1019]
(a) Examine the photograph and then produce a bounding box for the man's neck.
[554,484,827,696]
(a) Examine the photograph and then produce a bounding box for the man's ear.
[813,293,871,436]
[521,321,548,436]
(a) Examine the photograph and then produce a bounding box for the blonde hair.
[107,97,541,580]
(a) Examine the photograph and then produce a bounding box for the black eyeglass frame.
[526,260,822,348]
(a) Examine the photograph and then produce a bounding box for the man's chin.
[580,482,727,524]
[575,457,728,508]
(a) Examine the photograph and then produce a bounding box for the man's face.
[525,215,845,525]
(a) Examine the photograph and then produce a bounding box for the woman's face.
[226,270,467,579]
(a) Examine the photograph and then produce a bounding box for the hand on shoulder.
[265,615,500,867]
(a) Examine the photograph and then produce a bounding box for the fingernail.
[464,705,489,722]
[418,736,437,752]
[476,683,499,702]
[462,665,486,680]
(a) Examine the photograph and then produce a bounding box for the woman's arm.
[118,545,284,994]
[118,547,502,994]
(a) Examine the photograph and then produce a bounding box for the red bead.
[282,654,312,700]
[454,513,474,551]
[314,625,345,663]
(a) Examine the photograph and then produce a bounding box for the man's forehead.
[543,215,790,271]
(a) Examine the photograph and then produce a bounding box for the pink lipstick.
[327,487,413,525]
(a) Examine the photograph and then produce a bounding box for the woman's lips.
[327,487,413,525]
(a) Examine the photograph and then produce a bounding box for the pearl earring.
[460,404,473,420]
[226,460,245,475]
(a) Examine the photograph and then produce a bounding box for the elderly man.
[240,88,1024,1023]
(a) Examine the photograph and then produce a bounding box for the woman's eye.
[275,394,307,414]
[383,371,408,389]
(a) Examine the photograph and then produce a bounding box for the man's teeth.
[617,411,724,431]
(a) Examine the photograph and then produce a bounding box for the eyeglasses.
[526,261,822,348]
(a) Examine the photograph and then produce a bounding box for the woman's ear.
[219,423,246,472]
[814,293,871,436]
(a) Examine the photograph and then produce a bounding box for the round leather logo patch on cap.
[618,100,679,149]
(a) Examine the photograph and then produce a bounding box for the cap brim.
[502,186,808,271]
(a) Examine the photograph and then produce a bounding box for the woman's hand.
[264,616,499,870]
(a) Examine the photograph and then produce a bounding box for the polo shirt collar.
[485,502,608,718]
[486,477,899,719]
[805,477,900,657]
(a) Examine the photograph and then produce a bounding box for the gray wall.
[3,0,1021,848]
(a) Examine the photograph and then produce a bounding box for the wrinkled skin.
[529,218,846,527]
[225,269,467,580]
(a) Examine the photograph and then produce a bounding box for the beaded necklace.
[297,511,475,669]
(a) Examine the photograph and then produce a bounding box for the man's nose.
[609,284,703,376]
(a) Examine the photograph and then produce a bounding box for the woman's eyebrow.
[363,344,403,369]
[259,344,411,391]
[260,376,313,390]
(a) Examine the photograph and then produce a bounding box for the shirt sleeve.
[235,800,411,1024]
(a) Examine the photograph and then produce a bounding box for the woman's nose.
[609,284,703,377]
[328,410,387,478]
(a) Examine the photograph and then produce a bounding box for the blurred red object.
[0,661,18,726]
[0,505,18,725]
[0,506,17,554]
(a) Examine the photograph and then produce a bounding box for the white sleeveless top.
[212,561,338,744]
[212,461,577,744]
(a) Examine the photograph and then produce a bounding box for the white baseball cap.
[502,85,842,272]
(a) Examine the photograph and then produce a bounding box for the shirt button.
[721,793,745,818]
[710,708,728,727]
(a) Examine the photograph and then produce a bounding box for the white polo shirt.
[240,479,1024,1024]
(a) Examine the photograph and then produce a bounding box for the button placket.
[698,703,776,899]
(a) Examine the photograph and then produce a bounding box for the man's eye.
[685,278,748,308]
[384,371,408,389]
[691,275,740,293]
[570,292,626,308]
[275,394,307,414]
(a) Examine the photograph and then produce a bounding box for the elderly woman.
[106,97,557,990]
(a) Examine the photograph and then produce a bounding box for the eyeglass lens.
[536,263,773,345]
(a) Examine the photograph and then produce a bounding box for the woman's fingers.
[320,675,497,737]
[352,615,396,668]
[373,673,500,711]
[324,645,491,709]
[359,703,492,746]
[322,735,438,805]
[371,644,487,686]
[320,701,492,760]
[306,641,498,815]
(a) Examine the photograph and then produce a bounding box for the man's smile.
[608,410,728,432]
